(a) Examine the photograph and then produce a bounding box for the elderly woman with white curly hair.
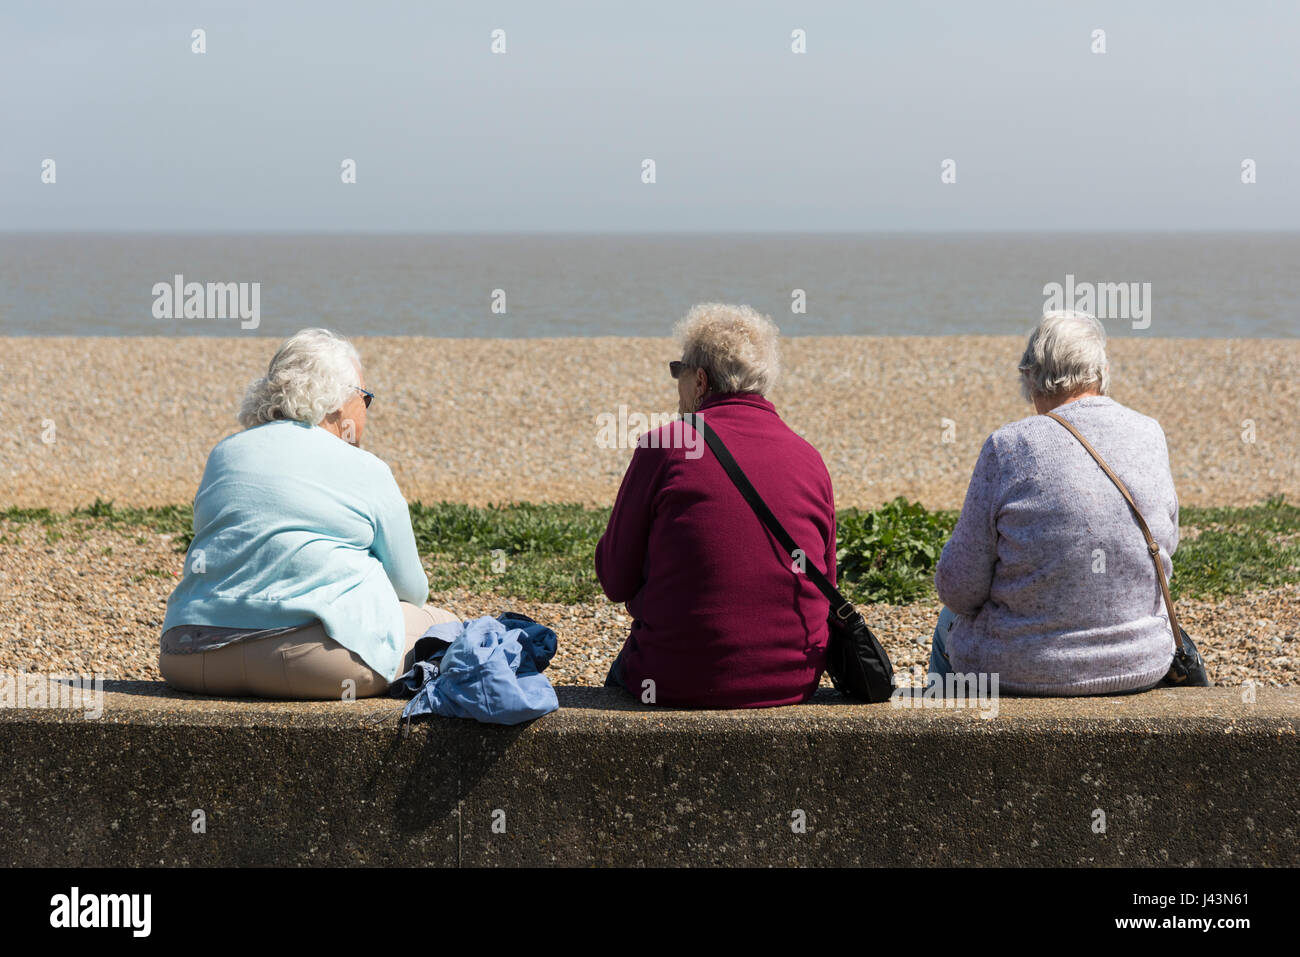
[931,311,1203,696]
[159,328,458,699]
[596,303,838,708]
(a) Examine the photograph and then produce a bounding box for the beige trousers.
[159,601,460,700]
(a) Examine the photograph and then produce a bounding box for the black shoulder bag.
[684,413,895,702]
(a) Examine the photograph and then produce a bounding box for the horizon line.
[3,228,1300,237]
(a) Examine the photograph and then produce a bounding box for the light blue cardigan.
[162,419,429,681]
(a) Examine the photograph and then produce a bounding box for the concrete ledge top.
[2,680,1297,733]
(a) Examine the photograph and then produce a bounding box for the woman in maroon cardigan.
[596,303,837,708]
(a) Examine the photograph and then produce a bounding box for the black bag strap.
[683,413,856,621]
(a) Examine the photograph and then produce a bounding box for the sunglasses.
[669,360,687,379]
[355,387,374,408]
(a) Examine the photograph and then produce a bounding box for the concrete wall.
[1,682,1296,866]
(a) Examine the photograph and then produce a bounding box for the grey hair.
[1018,311,1110,402]
[674,302,781,396]
[238,328,363,428]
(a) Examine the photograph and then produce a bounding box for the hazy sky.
[3,0,1298,231]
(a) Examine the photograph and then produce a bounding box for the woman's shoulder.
[211,420,397,478]
[992,397,1164,445]
[984,413,1046,455]
[207,420,293,463]
[209,419,310,462]
[1056,396,1168,447]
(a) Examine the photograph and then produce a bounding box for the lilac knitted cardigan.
[935,396,1179,695]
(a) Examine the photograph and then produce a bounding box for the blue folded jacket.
[390,613,558,725]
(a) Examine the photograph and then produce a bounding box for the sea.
[1,232,1295,338]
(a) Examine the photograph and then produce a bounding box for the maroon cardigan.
[595,392,836,708]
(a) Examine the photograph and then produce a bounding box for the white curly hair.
[674,302,781,395]
[238,328,363,428]
[1018,310,1110,402]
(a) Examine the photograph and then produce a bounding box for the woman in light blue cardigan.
[160,328,457,699]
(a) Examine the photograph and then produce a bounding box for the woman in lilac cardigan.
[596,303,837,708]
[932,312,1194,696]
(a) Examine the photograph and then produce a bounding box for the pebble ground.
[3,336,1297,509]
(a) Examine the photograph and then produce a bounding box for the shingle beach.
[4,335,1298,510]
[2,335,1297,689]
